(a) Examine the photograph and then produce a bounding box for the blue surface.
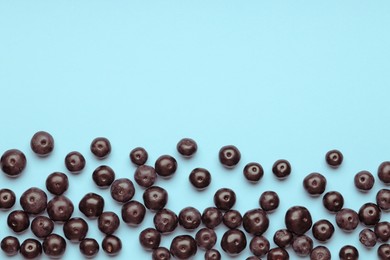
[1,1,390,259]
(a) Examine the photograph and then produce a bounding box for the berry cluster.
[0,132,389,259]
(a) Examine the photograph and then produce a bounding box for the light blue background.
[1,1,390,259]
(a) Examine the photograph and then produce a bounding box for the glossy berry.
[325,149,343,168]
[272,159,291,179]
[220,229,247,256]
[155,155,177,178]
[310,246,331,260]
[354,170,375,192]
[189,168,211,190]
[243,162,264,182]
[214,188,236,211]
[139,228,161,250]
[323,191,344,213]
[42,233,67,259]
[259,191,280,212]
[102,235,122,256]
[336,208,359,232]
[339,245,359,260]
[20,187,47,215]
[273,229,293,248]
[134,165,157,188]
[30,131,54,156]
[195,228,217,250]
[0,236,20,256]
[143,186,168,211]
[90,137,111,159]
[110,178,135,203]
[46,172,69,195]
[303,172,326,196]
[153,209,178,234]
[312,219,334,242]
[7,210,30,233]
[359,228,377,248]
[375,221,390,242]
[202,207,223,229]
[292,235,313,257]
[47,195,74,222]
[242,209,269,235]
[223,209,242,229]
[63,217,89,242]
[219,145,241,168]
[20,238,42,259]
[178,207,201,230]
[378,244,390,260]
[80,238,99,258]
[249,235,269,257]
[377,189,390,211]
[64,151,86,173]
[31,216,54,238]
[130,147,148,166]
[98,211,120,235]
[205,249,221,260]
[170,235,197,259]
[0,188,16,209]
[285,206,312,235]
[79,193,104,218]
[92,165,115,188]
[121,200,146,226]
[267,247,289,260]
[177,138,197,157]
[152,247,171,260]
[378,161,390,184]
[358,203,381,226]
[1,149,27,177]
